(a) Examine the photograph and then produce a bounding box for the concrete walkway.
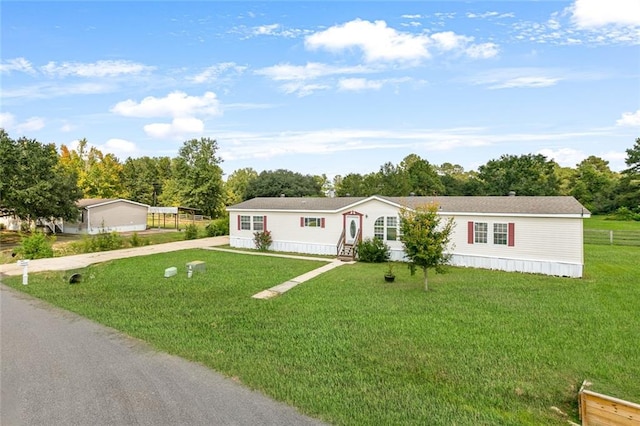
[0,236,231,277]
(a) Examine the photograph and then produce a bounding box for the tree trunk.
[423,267,429,291]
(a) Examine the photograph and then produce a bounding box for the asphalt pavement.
[0,236,327,426]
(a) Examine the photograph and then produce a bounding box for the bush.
[129,232,149,247]
[253,230,272,251]
[184,224,199,240]
[0,223,6,231]
[611,207,640,221]
[15,231,55,259]
[356,237,390,263]
[205,216,229,237]
[90,231,124,252]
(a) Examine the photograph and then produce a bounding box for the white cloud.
[280,82,331,97]
[305,20,499,63]
[60,123,75,132]
[2,82,114,99]
[491,76,559,89]
[430,31,473,51]
[0,112,16,128]
[102,138,138,155]
[0,57,35,74]
[16,117,45,133]
[570,0,640,28]
[616,109,640,126]
[0,113,45,134]
[144,117,204,138]
[256,62,373,81]
[305,19,431,62]
[41,60,155,78]
[537,147,587,167]
[465,43,500,59]
[189,62,246,84]
[471,68,562,89]
[111,91,221,118]
[338,78,384,91]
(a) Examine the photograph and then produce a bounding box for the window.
[240,215,251,230]
[302,217,324,227]
[374,217,384,240]
[386,216,398,241]
[238,215,266,231]
[374,216,399,241]
[253,216,264,231]
[493,223,508,245]
[474,222,488,244]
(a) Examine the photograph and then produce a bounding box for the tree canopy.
[245,169,323,199]
[478,153,559,196]
[0,129,82,222]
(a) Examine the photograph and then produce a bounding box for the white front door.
[345,215,360,245]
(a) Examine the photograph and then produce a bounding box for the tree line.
[1,128,639,224]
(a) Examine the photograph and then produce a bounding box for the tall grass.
[3,245,639,425]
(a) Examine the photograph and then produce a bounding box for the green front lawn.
[4,246,639,425]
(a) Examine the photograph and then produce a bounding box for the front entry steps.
[338,243,356,261]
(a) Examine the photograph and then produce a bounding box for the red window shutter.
[237,215,241,230]
[263,216,267,232]
[508,223,515,247]
[300,217,304,227]
[321,218,325,228]
[468,221,474,244]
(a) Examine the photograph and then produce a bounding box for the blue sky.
[2,1,639,179]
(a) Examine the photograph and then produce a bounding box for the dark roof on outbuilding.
[227,195,590,216]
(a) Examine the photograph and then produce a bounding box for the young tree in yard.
[399,203,454,291]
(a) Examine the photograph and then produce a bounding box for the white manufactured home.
[227,195,591,278]
[65,198,150,235]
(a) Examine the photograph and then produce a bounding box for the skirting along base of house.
[230,238,583,278]
[230,237,337,256]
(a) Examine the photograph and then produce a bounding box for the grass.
[4,244,639,425]
[584,215,640,231]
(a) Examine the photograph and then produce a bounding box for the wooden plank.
[581,389,640,426]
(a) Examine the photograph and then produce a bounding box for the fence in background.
[584,229,640,246]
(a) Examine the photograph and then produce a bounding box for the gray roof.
[76,198,150,209]
[227,195,590,216]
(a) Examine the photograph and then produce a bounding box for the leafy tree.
[59,139,124,198]
[0,130,82,222]
[400,154,444,195]
[166,138,225,217]
[616,138,640,211]
[570,156,618,213]
[245,169,323,198]
[225,167,258,204]
[121,156,172,205]
[477,153,559,196]
[399,203,454,291]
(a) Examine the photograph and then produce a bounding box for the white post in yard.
[17,260,30,285]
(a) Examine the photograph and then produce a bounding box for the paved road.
[0,285,325,426]
[0,237,326,425]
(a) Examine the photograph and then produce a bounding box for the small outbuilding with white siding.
[65,198,150,235]
[227,195,590,278]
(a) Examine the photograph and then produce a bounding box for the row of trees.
[1,127,639,224]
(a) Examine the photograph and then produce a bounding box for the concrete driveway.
[0,237,326,425]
